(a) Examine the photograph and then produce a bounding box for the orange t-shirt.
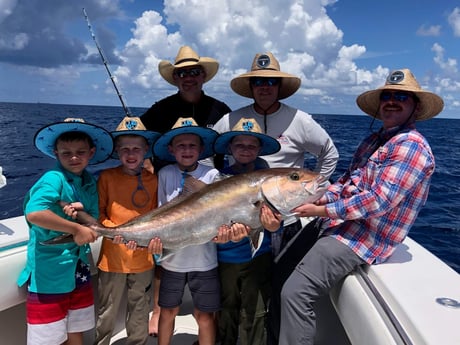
[96,166,158,273]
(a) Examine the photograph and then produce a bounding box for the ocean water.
[1,101,459,273]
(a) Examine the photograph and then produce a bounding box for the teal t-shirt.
[17,164,98,294]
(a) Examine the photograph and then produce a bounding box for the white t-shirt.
[157,163,220,272]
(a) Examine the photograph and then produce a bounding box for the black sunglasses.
[380,91,414,102]
[250,77,281,87]
[174,67,203,78]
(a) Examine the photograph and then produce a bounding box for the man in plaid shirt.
[267,69,444,344]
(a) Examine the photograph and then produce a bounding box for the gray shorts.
[159,267,221,312]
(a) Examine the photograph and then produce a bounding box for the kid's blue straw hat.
[153,117,218,162]
[34,118,113,164]
[111,116,161,159]
[214,117,280,156]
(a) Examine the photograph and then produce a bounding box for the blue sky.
[0,0,459,118]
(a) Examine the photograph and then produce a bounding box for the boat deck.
[89,290,200,345]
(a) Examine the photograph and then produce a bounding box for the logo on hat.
[242,121,254,131]
[387,70,405,84]
[125,119,138,130]
[256,54,271,68]
[180,119,194,127]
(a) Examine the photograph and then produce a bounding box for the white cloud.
[432,43,458,74]
[0,0,17,24]
[448,7,460,36]
[416,24,441,37]
[115,0,375,111]
[1,0,457,117]
[0,32,28,50]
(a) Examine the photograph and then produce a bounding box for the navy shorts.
[159,267,221,312]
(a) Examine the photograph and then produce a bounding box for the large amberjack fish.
[44,168,326,257]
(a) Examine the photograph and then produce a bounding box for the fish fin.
[212,172,233,182]
[156,249,176,262]
[249,228,265,257]
[40,233,74,245]
[181,175,208,196]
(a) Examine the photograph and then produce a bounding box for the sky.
[0,0,459,118]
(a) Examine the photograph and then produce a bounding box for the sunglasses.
[174,67,203,78]
[379,91,414,102]
[250,77,281,87]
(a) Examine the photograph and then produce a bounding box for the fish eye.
[290,172,300,181]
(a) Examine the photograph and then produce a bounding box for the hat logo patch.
[242,121,254,131]
[181,119,194,127]
[387,70,405,84]
[125,119,138,130]
[256,54,271,69]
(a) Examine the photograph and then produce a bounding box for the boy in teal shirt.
[17,118,113,345]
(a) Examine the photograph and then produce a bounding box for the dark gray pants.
[266,219,321,345]
[279,236,365,344]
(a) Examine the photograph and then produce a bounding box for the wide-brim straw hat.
[153,117,218,162]
[214,117,280,156]
[34,118,113,165]
[158,46,219,86]
[230,52,301,99]
[356,69,444,121]
[110,116,161,159]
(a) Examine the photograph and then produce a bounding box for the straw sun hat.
[111,116,161,159]
[34,118,113,165]
[158,46,219,86]
[356,69,444,121]
[153,117,218,162]
[230,52,301,99]
[214,117,280,156]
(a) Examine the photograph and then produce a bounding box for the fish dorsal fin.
[213,172,232,182]
[181,175,208,196]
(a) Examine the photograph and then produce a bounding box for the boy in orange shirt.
[94,117,161,345]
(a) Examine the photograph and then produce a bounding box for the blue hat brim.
[214,131,280,156]
[153,127,218,162]
[34,122,113,165]
[110,130,161,159]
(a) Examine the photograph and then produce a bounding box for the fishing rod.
[82,7,132,117]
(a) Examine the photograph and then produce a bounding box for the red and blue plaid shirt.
[322,126,435,264]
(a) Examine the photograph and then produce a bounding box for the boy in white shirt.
[152,117,221,345]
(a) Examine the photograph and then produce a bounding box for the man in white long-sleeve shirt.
[212,52,339,345]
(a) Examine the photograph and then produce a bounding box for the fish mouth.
[262,192,299,218]
[262,192,282,215]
